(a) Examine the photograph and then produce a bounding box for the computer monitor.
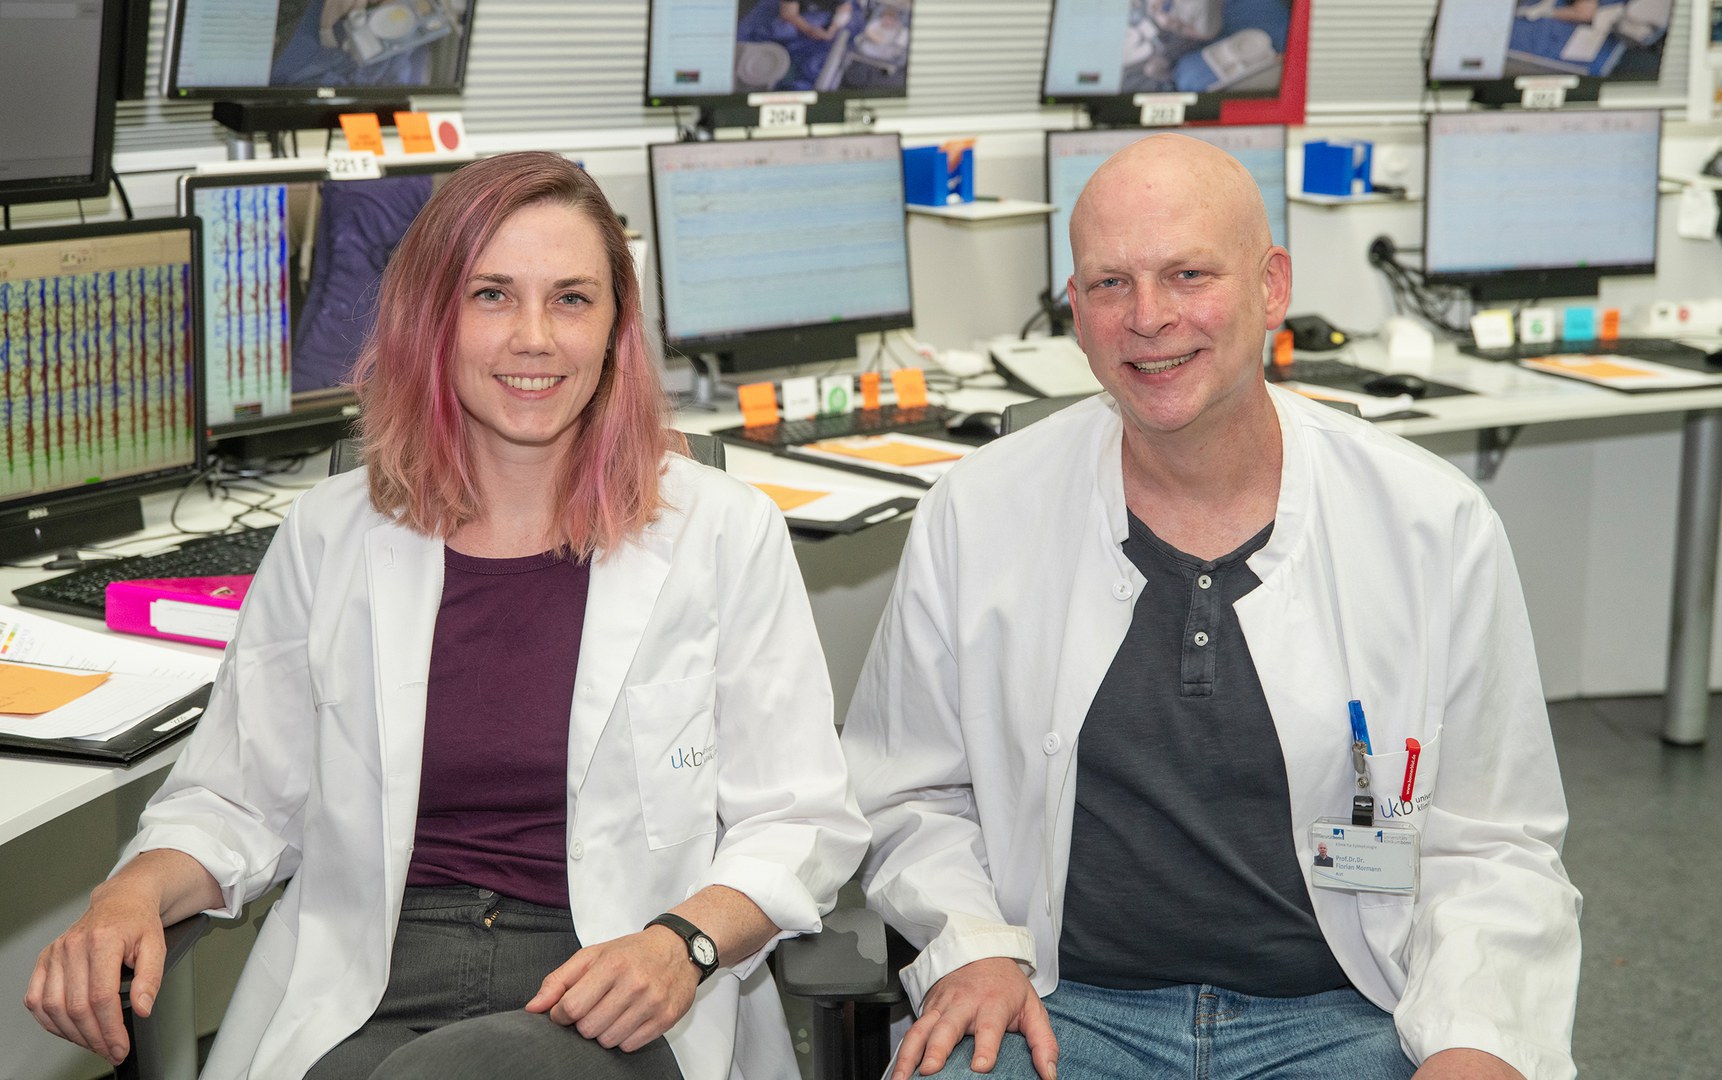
[1422,109,1660,303]
[1427,0,1671,105]
[646,0,914,124]
[1041,0,1296,125]
[1044,125,1287,307]
[0,219,206,565]
[649,133,914,374]
[179,156,473,463]
[162,0,476,101]
[0,0,121,206]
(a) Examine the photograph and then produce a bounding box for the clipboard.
[786,495,920,536]
[0,683,210,765]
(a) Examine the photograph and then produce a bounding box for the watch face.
[691,934,718,967]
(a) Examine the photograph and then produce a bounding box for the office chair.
[1000,392,1096,435]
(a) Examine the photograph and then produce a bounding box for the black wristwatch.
[647,912,719,983]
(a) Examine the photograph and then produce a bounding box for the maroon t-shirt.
[405,547,590,909]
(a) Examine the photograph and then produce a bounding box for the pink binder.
[104,575,252,649]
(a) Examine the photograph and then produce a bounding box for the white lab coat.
[120,454,870,1080]
[843,388,1581,1078]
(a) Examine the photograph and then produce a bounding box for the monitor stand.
[214,100,412,160]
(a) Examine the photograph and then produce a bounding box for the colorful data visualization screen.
[0,225,200,502]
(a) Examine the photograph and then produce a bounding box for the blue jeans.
[925,981,1415,1080]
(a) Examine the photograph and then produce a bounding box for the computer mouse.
[945,410,1004,440]
[1360,372,1429,399]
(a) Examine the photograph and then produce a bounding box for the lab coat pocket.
[626,670,720,850]
[1356,890,1414,990]
[1364,725,1442,836]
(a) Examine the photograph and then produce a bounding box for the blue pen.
[1348,699,1373,755]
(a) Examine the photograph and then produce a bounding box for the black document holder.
[0,683,211,765]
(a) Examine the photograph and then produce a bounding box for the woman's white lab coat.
[843,389,1581,1078]
[120,454,870,1080]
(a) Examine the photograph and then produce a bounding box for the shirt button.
[1193,631,1210,647]
[1042,733,1062,755]
[570,839,585,860]
[1197,574,1213,590]
[1112,581,1132,600]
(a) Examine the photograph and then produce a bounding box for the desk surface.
[7,339,1721,848]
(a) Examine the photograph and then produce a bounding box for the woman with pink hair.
[27,152,869,1080]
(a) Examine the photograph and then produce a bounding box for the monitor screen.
[180,157,472,458]
[163,0,476,100]
[1045,125,1287,306]
[649,133,914,373]
[1428,0,1670,94]
[0,0,120,205]
[646,0,913,109]
[1423,109,1660,301]
[0,219,206,562]
[1042,0,1294,122]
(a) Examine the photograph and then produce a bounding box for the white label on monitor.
[747,90,818,106]
[759,102,807,129]
[326,150,382,181]
[1133,93,1196,127]
[1515,74,1577,109]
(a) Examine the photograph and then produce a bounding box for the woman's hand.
[525,927,699,1052]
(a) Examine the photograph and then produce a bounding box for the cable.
[1366,235,1472,337]
[111,165,135,221]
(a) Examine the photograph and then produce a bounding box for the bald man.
[842,135,1580,1080]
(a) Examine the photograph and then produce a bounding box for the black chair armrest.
[116,913,211,1080]
[778,907,892,1002]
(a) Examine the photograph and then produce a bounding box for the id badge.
[1307,818,1420,896]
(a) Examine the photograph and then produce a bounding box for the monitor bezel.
[1041,124,1290,313]
[646,133,916,376]
[1038,0,1301,126]
[160,0,478,102]
[179,156,478,454]
[642,0,912,115]
[0,217,208,548]
[0,0,122,206]
[1419,108,1661,302]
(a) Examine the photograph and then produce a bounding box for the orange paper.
[1272,328,1295,368]
[812,437,961,468]
[1524,356,1651,380]
[338,113,386,155]
[0,661,110,716]
[890,367,929,409]
[1599,308,1621,341]
[738,381,780,428]
[859,371,882,411]
[393,112,436,154]
[750,481,826,512]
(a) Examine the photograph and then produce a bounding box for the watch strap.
[646,912,718,982]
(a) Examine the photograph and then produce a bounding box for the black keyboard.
[1274,359,1379,390]
[712,404,958,449]
[1462,336,1714,369]
[12,526,279,619]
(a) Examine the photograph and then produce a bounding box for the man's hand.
[1413,1048,1526,1080]
[24,886,168,1066]
[892,956,1057,1080]
[525,926,698,1052]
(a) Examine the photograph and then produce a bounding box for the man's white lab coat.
[122,455,869,1080]
[843,388,1580,1078]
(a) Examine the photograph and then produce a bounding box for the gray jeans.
[305,885,684,1080]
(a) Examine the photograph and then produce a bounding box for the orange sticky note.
[890,367,929,409]
[393,111,435,154]
[338,113,385,155]
[750,481,826,512]
[1272,328,1295,368]
[738,381,780,428]
[859,371,882,411]
[1599,308,1621,341]
[0,661,110,715]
